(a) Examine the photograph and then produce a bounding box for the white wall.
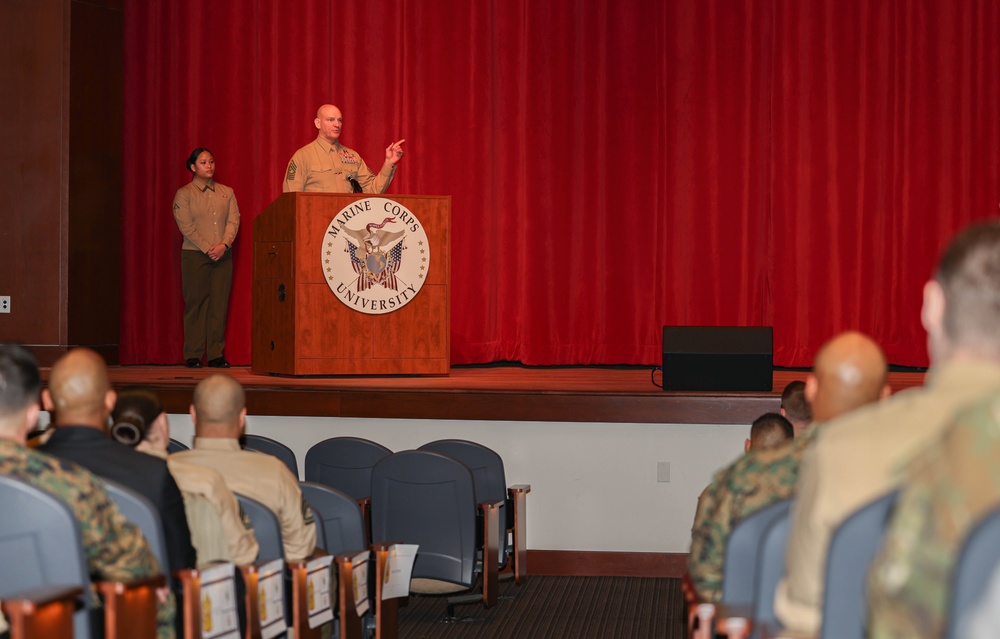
[166,414,749,554]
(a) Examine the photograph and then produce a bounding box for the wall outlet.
[0,296,9,313]
[657,461,671,483]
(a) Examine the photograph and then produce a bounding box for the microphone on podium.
[347,174,363,193]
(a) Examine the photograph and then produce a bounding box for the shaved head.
[809,331,888,422]
[315,104,343,145]
[45,348,115,428]
[192,374,246,437]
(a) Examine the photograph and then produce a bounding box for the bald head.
[808,331,889,422]
[315,104,343,145]
[191,374,246,437]
[44,348,115,428]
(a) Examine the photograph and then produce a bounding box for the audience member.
[113,388,259,568]
[867,393,1000,638]
[39,349,195,638]
[745,412,795,453]
[775,221,1000,634]
[0,344,171,636]
[174,374,317,562]
[688,331,888,602]
[779,380,813,432]
[38,351,196,578]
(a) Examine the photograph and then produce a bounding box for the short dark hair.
[781,380,812,424]
[750,412,795,450]
[935,220,1000,353]
[0,344,41,417]
[186,147,213,172]
[111,388,163,447]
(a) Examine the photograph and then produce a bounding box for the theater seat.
[240,434,299,479]
[0,474,163,639]
[945,504,1000,638]
[418,439,531,583]
[820,490,899,639]
[304,437,392,542]
[370,450,501,618]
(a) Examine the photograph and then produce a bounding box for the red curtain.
[122,0,1000,368]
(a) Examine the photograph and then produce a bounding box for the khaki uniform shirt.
[688,423,819,602]
[283,136,395,194]
[139,444,259,568]
[174,438,316,562]
[774,360,1000,635]
[867,394,1000,639]
[173,179,240,253]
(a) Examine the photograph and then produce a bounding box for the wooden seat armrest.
[1,585,83,639]
[506,486,530,584]
[478,500,503,608]
[240,564,264,639]
[333,551,367,639]
[287,561,323,639]
[95,574,167,639]
[713,602,753,638]
[371,543,400,639]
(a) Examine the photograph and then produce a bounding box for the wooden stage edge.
[89,365,926,426]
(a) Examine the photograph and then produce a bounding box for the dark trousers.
[180,249,233,361]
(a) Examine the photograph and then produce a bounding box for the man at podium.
[283,103,405,194]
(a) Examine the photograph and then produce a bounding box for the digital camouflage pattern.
[0,440,176,638]
[867,394,1000,639]
[688,423,819,602]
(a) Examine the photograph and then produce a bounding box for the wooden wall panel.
[0,0,122,364]
[0,0,67,348]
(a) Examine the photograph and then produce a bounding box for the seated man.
[688,331,889,602]
[0,344,170,636]
[38,348,196,636]
[867,392,1000,638]
[174,374,317,562]
[745,412,795,453]
[779,380,813,433]
[776,222,1000,634]
[112,388,259,568]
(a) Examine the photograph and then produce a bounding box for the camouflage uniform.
[0,440,175,638]
[688,424,819,602]
[867,394,1000,639]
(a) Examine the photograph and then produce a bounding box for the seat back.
[304,437,391,500]
[167,438,189,453]
[370,450,478,588]
[722,498,794,605]
[299,482,366,555]
[946,505,1000,639]
[241,434,299,479]
[236,493,285,563]
[820,490,899,639]
[0,475,94,639]
[752,499,795,628]
[104,480,170,571]
[418,439,508,565]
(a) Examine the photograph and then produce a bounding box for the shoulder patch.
[286,160,298,182]
[301,493,314,525]
[239,504,253,531]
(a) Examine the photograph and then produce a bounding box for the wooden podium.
[251,193,450,375]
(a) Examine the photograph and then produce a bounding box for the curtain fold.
[122,0,1000,368]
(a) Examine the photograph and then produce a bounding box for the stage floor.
[92,365,926,425]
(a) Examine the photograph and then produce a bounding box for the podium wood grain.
[252,193,450,375]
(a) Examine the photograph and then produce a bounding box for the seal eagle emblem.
[322,197,430,315]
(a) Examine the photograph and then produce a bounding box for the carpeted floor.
[397,576,685,639]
